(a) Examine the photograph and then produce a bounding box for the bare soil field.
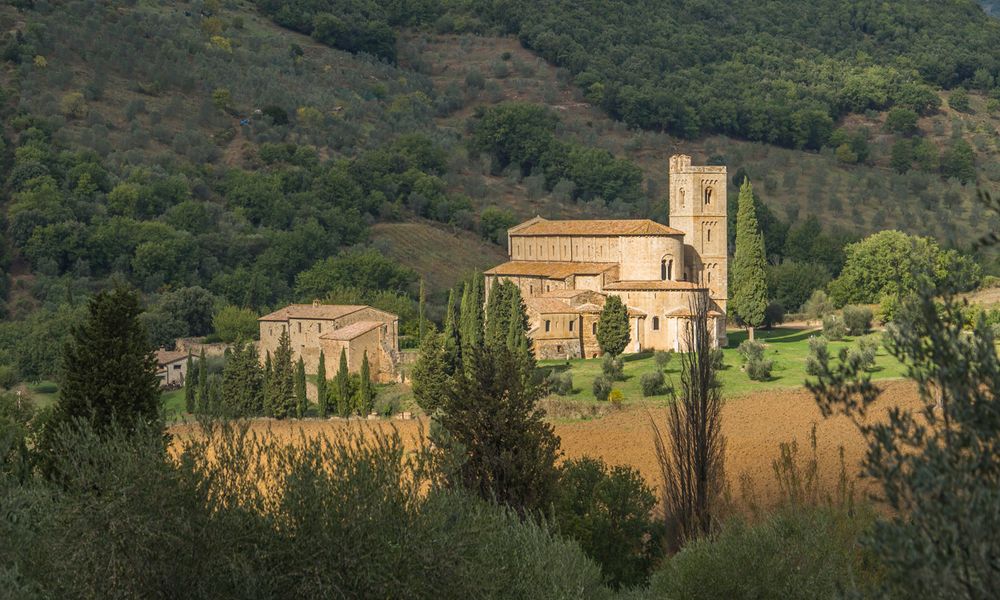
[170,380,923,508]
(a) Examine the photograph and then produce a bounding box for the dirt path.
[170,381,923,507]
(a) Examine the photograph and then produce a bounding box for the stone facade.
[485,155,727,359]
[155,349,190,388]
[258,303,400,382]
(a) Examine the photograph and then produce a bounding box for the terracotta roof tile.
[525,298,584,314]
[603,280,706,291]
[259,304,370,322]
[510,218,684,237]
[485,261,617,279]
[155,350,188,366]
[320,320,384,341]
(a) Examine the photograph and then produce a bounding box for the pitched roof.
[259,304,370,322]
[485,261,617,279]
[320,320,384,341]
[664,307,725,318]
[155,350,188,366]
[539,288,596,299]
[602,280,706,291]
[509,218,684,237]
[525,298,585,315]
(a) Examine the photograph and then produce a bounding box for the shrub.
[640,371,667,397]
[601,354,624,381]
[847,334,879,371]
[802,290,833,322]
[709,347,725,371]
[822,314,847,341]
[763,302,784,328]
[805,336,829,377]
[592,376,612,401]
[553,457,662,589]
[842,305,873,336]
[545,370,573,396]
[608,389,624,407]
[737,340,765,363]
[745,358,773,381]
[648,507,877,599]
[653,350,672,370]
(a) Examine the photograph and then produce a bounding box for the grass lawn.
[538,326,907,404]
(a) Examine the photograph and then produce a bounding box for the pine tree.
[334,349,351,416]
[184,351,196,413]
[197,348,208,414]
[597,295,630,356]
[316,350,328,417]
[294,357,307,418]
[731,178,769,341]
[266,328,296,419]
[48,286,160,436]
[356,351,376,415]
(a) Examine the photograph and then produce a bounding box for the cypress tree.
[197,348,208,414]
[597,295,630,356]
[49,286,160,436]
[731,178,769,341]
[294,357,307,418]
[316,350,328,417]
[459,277,484,375]
[266,328,296,419]
[357,351,375,415]
[412,331,450,414]
[442,288,460,371]
[184,351,196,414]
[334,348,351,416]
[506,286,535,383]
[222,340,264,416]
[484,278,510,350]
[418,278,426,344]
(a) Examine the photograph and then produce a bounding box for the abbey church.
[484,155,728,359]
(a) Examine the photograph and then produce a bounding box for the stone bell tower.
[668,154,728,314]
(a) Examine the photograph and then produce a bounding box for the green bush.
[545,370,573,396]
[653,350,672,370]
[601,354,624,381]
[745,357,773,381]
[847,334,879,371]
[648,507,877,600]
[709,347,725,371]
[553,457,662,589]
[640,371,667,397]
[822,314,847,341]
[737,340,765,363]
[805,335,829,377]
[592,376,612,401]
[842,305,873,336]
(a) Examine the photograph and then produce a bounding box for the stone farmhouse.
[484,155,727,359]
[258,303,400,382]
[155,349,190,388]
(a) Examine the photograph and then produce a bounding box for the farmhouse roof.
[508,217,684,237]
[525,298,584,315]
[155,350,188,366]
[485,261,618,279]
[259,304,371,322]
[320,320,384,341]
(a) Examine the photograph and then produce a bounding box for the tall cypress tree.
[442,288,460,371]
[357,351,375,415]
[334,349,351,416]
[49,286,160,436]
[459,277,484,375]
[294,357,307,418]
[197,348,208,414]
[731,178,769,341]
[316,350,328,417]
[484,278,511,350]
[418,278,426,344]
[597,295,630,356]
[412,331,450,414]
[266,328,296,419]
[184,351,196,414]
[506,285,535,384]
[221,340,263,416]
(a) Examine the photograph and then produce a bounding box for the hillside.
[2,0,1000,382]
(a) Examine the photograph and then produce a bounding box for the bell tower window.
[704,187,713,205]
[680,188,685,208]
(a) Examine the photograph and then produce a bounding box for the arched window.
[708,270,713,283]
[704,187,713,205]
[652,316,660,331]
[592,322,597,335]
[661,258,673,280]
[569,320,574,332]
[680,188,686,208]
[545,320,551,332]
[707,227,712,242]
[661,259,667,280]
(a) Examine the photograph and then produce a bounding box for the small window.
[652,316,660,331]
[707,228,712,242]
[556,345,563,353]
[298,322,302,333]
[529,285,533,294]
[547,285,551,292]
[680,188,685,207]
[592,322,597,335]
[318,323,322,333]
[173,364,181,370]
[704,187,713,205]
[569,320,574,332]
[708,271,713,283]
[545,320,551,332]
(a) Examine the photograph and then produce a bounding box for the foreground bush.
[602,354,625,381]
[592,376,612,401]
[545,370,573,395]
[822,313,847,340]
[553,457,662,589]
[647,507,877,600]
[1,421,610,599]
[640,371,667,397]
